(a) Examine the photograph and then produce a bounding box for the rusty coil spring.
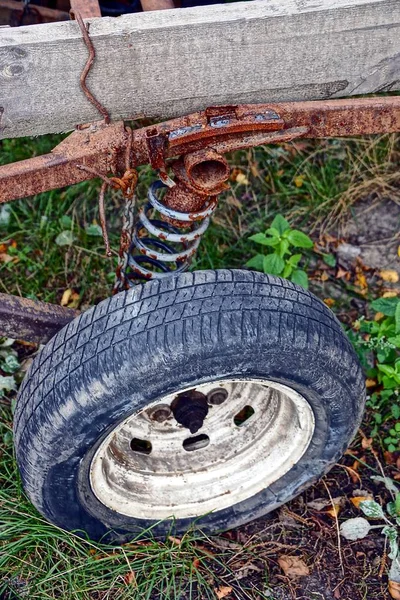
[126,180,218,282]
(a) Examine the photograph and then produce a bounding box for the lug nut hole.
[234,406,255,427]
[130,438,152,455]
[183,434,210,452]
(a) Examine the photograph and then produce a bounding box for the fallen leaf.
[192,558,200,570]
[123,571,136,585]
[380,270,399,283]
[308,497,346,511]
[320,272,329,282]
[323,298,335,307]
[351,496,374,509]
[383,291,399,298]
[374,312,385,322]
[168,536,181,546]
[365,379,377,389]
[326,504,342,518]
[294,174,305,188]
[61,289,73,307]
[354,271,368,293]
[389,580,400,599]
[235,173,249,185]
[215,585,232,599]
[340,517,371,540]
[278,555,310,578]
[361,436,373,449]
[336,267,349,279]
[0,253,14,264]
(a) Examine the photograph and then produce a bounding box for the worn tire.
[14,269,365,541]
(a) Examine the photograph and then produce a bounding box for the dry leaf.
[235,173,249,185]
[326,504,341,518]
[374,312,385,322]
[361,436,373,449]
[380,270,399,283]
[0,253,14,264]
[320,272,329,282]
[351,496,373,509]
[354,271,368,292]
[294,174,305,188]
[389,580,400,599]
[383,291,399,298]
[365,379,377,389]
[278,555,310,578]
[398,246,400,258]
[323,298,335,307]
[192,558,200,570]
[168,536,181,546]
[215,585,232,599]
[336,267,348,279]
[61,288,72,307]
[123,571,136,585]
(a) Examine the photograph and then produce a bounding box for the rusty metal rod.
[140,0,175,10]
[70,0,101,19]
[0,97,399,204]
[0,293,79,344]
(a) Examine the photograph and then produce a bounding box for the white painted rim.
[90,379,315,520]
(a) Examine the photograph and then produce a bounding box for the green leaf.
[282,264,293,279]
[396,494,400,516]
[340,517,371,541]
[382,526,399,560]
[1,354,20,374]
[59,215,73,229]
[263,253,285,276]
[322,253,336,267]
[288,253,302,267]
[287,230,314,249]
[270,214,290,235]
[245,254,264,271]
[85,224,103,237]
[371,476,399,496]
[378,364,395,377]
[393,405,400,420]
[371,297,400,317]
[0,375,16,393]
[388,336,400,348]
[396,301,400,334]
[278,239,290,257]
[249,233,279,247]
[291,269,309,289]
[265,227,280,239]
[359,499,385,519]
[55,230,75,247]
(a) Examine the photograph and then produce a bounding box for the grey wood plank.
[0,0,399,139]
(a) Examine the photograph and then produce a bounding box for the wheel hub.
[89,379,315,520]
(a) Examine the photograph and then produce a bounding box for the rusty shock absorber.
[126,149,230,283]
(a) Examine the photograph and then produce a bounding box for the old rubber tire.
[14,269,365,542]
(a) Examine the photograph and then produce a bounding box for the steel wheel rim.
[90,379,315,520]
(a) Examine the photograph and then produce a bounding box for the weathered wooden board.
[0,0,399,139]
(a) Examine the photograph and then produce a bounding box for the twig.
[69,9,110,124]
[322,478,344,576]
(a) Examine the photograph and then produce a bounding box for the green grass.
[0,131,399,598]
[1,401,273,599]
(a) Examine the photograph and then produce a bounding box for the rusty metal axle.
[1,97,399,204]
